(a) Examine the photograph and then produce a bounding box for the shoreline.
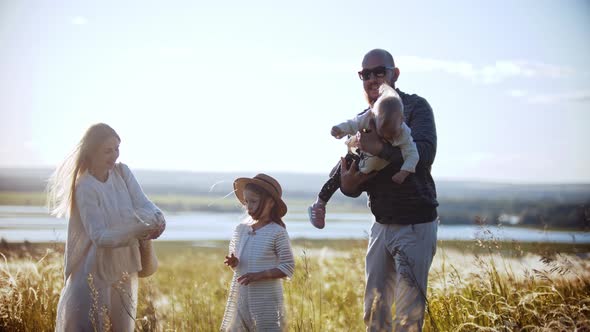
[2,239,590,256]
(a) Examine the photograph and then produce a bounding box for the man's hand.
[358,119,384,155]
[224,253,239,268]
[339,157,376,195]
[331,126,345,139]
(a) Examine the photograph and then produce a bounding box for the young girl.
[221,173,295,332]
[308,84,419,229]
[48,123,165,332]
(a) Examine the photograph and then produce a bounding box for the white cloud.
[506,89,590,104]
[397,56,575,84]
[527,90,590,104]
[71,16,88,25]
[269,58,353,74]
[267,56,575,84]
[508,89,527,98]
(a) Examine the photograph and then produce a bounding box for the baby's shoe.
[308,200,326,229]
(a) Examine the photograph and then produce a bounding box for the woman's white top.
[64,162,161,283]
[221,221,295,331]
[56,162,162,331]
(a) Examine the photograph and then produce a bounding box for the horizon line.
[1,165,589,186]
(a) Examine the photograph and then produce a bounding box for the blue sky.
[1,0,589,183]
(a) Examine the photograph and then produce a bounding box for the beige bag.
[138,239,158,278]
[115,164,159,278]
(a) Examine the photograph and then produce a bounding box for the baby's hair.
[244,183,286,228]
[372,83,404,125]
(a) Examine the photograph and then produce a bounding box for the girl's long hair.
[244,183,286,228]
[46,123,120,217]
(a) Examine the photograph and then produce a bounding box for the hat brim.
[234,177,288,218]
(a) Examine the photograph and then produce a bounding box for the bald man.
[340,49,439,332]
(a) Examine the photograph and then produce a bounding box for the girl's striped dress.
[221,221,295,331]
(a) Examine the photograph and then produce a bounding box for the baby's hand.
[331,126,345,139]
[392,170,410,184]
[224,253,239,268]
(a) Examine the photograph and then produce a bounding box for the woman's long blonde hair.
[46,123,120,217]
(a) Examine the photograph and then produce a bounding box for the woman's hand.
[137,226,153,240]
[155,211,166,226]
[224,253,239,268]
[149,211,166,239]
[139,218,165,240]
[146,223,165,240]
[237,272,262,285]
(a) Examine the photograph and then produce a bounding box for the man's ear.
[392,67,400,83]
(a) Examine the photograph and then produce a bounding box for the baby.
[308,83,419,229]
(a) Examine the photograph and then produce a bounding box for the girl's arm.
[229,224,238,255]
[237,228,295,285]
[225,225,241,269]
[274,228,295,278]
[76,182,151,248]
[237,269,286,285]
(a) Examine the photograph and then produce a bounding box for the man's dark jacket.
[345,88,438,225]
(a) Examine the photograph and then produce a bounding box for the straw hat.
[233,173,288,217]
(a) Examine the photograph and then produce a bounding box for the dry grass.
[1,239,589,331]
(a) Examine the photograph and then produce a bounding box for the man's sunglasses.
[358,66,394,81]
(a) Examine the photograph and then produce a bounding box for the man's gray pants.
[364,218,438,332]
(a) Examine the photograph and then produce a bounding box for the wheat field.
[1,238,589,331]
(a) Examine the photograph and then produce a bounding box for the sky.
[1,0,589,184]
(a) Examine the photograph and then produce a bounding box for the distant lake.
[1,205,589,244]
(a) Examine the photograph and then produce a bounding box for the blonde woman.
[48,123,165,332]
